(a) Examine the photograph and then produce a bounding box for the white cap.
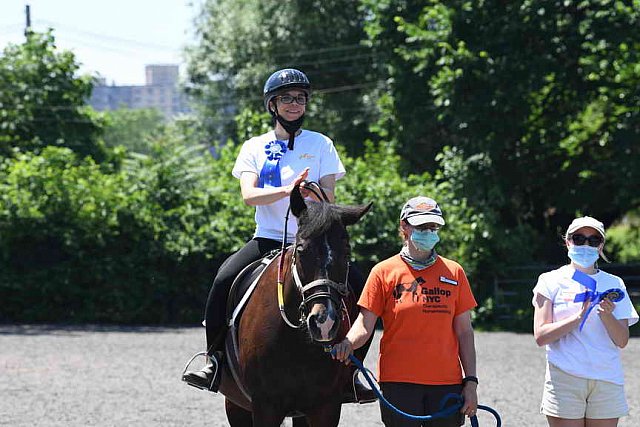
[399,196,445,226]
[566,216,606,240]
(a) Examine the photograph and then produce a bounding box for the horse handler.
[333,196,479,426]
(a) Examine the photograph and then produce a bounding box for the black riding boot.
[182,329,226,392]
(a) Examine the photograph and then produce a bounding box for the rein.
[276,181,349,329]
[326,348,502,426]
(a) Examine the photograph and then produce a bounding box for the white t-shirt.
[232,129,346,242]
[532,264,639,384]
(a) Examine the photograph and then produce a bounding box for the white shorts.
[541,363,629,420]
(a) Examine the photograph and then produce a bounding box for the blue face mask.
[568,245,599,268]
[410,229,440,252]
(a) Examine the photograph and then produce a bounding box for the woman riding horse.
[221,185,372,426]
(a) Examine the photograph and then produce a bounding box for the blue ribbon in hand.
[572,270,624,331]
[258,140,287,188]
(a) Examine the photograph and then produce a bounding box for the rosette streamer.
[258,140,287,188]
[572,270,624,331]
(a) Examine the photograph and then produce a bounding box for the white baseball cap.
[566,216,606,240]
[399,196,445,226]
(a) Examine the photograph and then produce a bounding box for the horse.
[217,185,372,426]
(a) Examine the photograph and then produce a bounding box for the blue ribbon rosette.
[572,270,624,331]
[258,140,288,188]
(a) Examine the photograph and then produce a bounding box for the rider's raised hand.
[287,167,310,195]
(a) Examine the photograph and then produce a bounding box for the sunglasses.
[570,233,603,247]
[276,94,308,105]
[410,222,441,232]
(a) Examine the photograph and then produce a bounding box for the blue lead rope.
[331,349,502,426]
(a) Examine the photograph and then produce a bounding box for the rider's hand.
[287,168,310,196]
[461,381,478,418]
[299,180,311,199]
[331,338,353,365]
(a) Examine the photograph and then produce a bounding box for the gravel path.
[1,326,638,426]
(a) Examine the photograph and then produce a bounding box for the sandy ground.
[1,326,638,426]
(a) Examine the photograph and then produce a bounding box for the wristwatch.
[462,376,479,385]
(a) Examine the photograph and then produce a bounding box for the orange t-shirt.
[358,254,477,385]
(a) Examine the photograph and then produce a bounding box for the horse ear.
[290,184,307,217]
[340,202,373,226]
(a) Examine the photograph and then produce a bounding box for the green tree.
[0,31,105,161]
[362,0,640,263]
[185,0,378,155]
[101,107,165,154]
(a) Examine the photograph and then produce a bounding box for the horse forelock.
[296,202,344,240]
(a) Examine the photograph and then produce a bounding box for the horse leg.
[303,400,342,427]
[250,402,286,427]
[224,398,253,427]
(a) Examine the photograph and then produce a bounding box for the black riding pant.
[203,237,368,354]
[204,237,281,353]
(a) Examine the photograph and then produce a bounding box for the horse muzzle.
[300,279,347,343]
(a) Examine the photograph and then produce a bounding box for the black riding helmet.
[263,68,311,113]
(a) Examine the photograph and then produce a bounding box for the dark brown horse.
[218,186,372,426]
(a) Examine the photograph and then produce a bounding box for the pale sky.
[0,0,202,86]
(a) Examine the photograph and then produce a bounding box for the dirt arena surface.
[1,326,638,426]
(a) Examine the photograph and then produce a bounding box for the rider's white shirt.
[532,264,638,384]
[232,129,345,242]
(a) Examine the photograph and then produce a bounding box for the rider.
[182,68,374,403]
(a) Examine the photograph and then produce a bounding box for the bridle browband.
[276,181,351,330]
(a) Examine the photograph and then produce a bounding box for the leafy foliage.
[361,0,640,265]
[101,107,165,154]
[185,0,379,155]
[0,134,254,323]
[0,31,105,161]
[607,210,640,263]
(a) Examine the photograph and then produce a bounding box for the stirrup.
[181,351,220,391]
[350,369,378,404]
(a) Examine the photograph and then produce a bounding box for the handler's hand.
[575,295,592,325]
[461,382,478,418]
[331,338,353,365]
[597,298,616,317]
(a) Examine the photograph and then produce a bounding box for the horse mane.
[296,201,343,240]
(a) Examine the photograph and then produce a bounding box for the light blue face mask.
[568,245,599,268]
[410,229,440,252]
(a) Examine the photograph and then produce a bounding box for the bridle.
[276,182,352,331]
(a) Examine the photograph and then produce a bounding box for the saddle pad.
[226,250,281,325]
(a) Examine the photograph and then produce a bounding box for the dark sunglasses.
[570,233,603,247]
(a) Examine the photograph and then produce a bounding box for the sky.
[0,0,202,86]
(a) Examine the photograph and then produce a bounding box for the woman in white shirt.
[532,216,638,427]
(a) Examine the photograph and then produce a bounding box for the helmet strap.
[274,110,305,150]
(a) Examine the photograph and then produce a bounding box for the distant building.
[89,64,191,118]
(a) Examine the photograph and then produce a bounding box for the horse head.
[289,185,372,343]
